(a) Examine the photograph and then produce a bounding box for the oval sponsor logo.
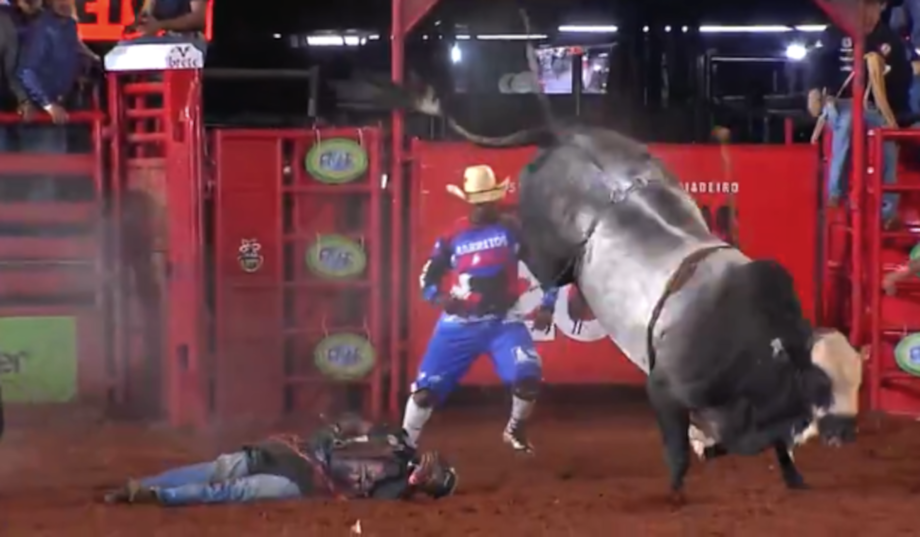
[314,333,376,381]
[910,243,920,277]
[305,234,367,279]
[305,138,368,184]
[894,332,920,377]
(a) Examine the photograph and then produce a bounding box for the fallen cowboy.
[102,416,458,506]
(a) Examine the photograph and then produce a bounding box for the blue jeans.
[412,317,543,401]
[891,1,920,46]
[18,124,67,201]
[826,100,899,221]
[138,451,302,506]
[911,76,920,115]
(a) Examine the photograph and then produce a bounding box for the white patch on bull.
[770,337,784,357]
[789,330,863,447]
[688,424,716,460]
[810,329,864,416]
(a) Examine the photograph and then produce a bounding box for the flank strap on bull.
[646,245,734,370]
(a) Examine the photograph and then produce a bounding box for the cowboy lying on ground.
[103,415,458,506]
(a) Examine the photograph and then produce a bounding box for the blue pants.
[412,317,542,401]
[18,124,67,201]
[826,100,899,221]
[138,451,302,506]
[911,76,920,115]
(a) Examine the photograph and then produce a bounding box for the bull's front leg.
[647,377,691,503]
[773,441,807,489]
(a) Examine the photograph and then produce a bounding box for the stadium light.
[785,43,808,61]
[451,44,462,63]
[558,25,618,33]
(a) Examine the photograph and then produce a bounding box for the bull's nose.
[825,437,842,448]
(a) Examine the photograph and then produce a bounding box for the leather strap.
[646,245,733,369]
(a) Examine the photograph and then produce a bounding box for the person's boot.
[103,479,159,504]
[502,422,534,454]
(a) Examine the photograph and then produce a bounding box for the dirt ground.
[3,398,920,537]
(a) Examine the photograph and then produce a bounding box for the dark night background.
[165,0,837,141]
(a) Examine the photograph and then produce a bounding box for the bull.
[360,50,863,502]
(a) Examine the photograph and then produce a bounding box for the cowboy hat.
[446,165,510,204]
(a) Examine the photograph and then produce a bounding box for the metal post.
[572,52,584,117]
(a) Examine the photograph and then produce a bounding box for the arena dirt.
[2,400,920,536]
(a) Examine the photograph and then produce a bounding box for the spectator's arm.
[157,0,207,32]
[866,52,898,127]
[16,23,52,108]
[0,15,27,105]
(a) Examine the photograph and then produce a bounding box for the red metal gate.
[0,110,108,408]
[212,127,388,422]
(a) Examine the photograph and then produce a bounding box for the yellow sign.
[0,316,77,403]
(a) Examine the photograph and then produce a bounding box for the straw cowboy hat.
[446,165,510,204]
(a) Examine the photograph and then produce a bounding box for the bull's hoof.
[784,479,809,490]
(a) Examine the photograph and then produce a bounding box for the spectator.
[807,0,911,227]
[0,0,30,142]
[888,0,920,112]
[132,0,208,38]
[16,0,80,142]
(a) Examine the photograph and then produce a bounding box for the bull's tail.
[346,71,553,148]
[519,8,558,134]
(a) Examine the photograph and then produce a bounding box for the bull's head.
[797,329,866,447]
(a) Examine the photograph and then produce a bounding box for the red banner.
[408,141,820,385]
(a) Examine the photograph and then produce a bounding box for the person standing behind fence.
[131,0,208,38]
[806,0,911,227]
[0,0,29,150]
[15,0,80,200]
[888,0,920,113]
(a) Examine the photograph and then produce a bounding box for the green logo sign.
[306,234,367,279]
[314,333,376,381]
[910,243,920,277]
[0,316,77,403]
[305,138,368,184]
[895,332,920,377]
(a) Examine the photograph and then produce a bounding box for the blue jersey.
[419,217,557,320]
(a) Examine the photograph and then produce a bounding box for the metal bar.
[280,184,374,195]
[368,128,383,420]
[868,129,883,412]
[126,132,167,144]
[849,31,866,350]
[390,0,407,424]
[0,154,95,175]
[0,203,97,224]
[125,109,165,119]
[0,111,102,123]
[203,67,320,80]
[881,184,920,192]
[876,127,920,140]
[107,73,127,409]
[122,82,164,95]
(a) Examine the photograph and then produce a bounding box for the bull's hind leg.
[647,378,691,502]
[773,442,808,489]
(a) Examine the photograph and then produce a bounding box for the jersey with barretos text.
[419,217,555,321]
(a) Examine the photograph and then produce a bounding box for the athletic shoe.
[503,423,534,454]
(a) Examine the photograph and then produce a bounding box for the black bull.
[366,78,864,497]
